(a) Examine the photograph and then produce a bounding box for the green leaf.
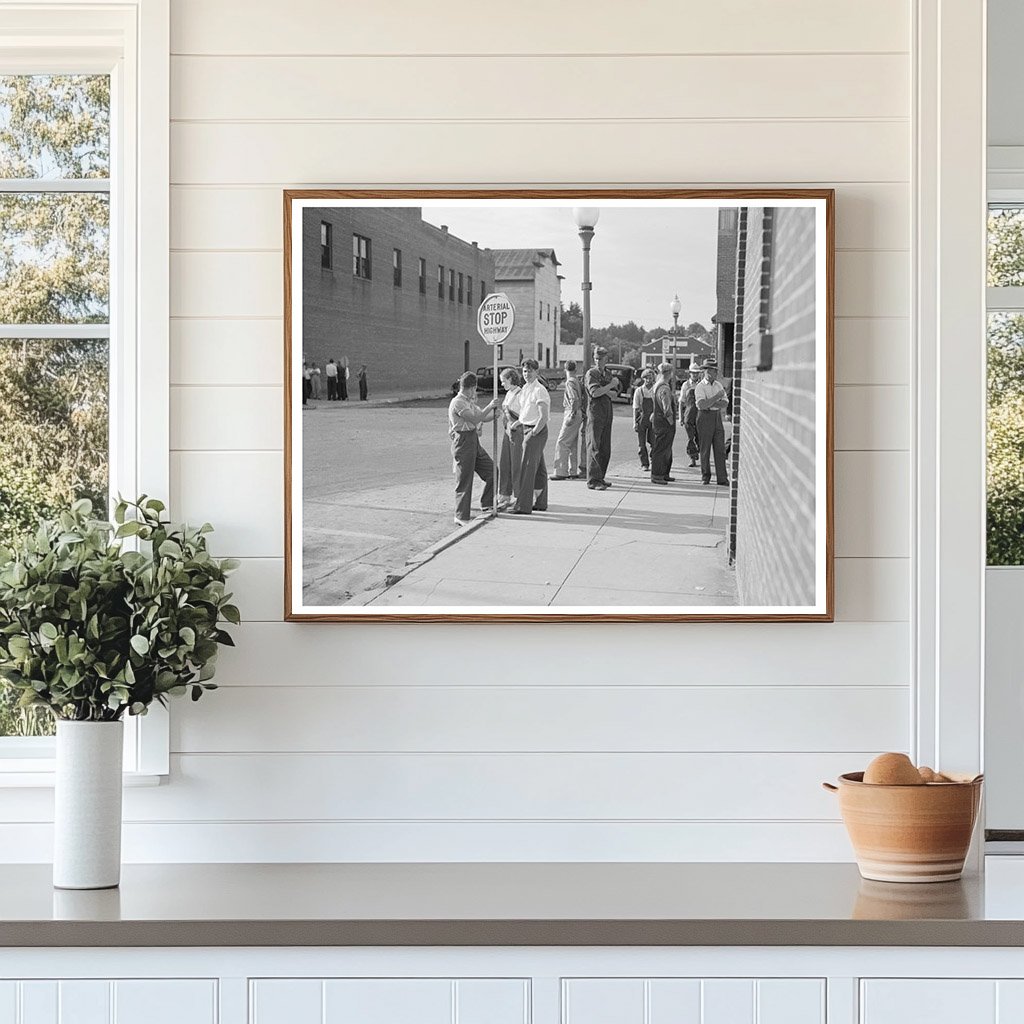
[220,604,241,626]
[39,622,58,641]
[158,539,183,559]
[130,634,150,656]
[178,626,196,646]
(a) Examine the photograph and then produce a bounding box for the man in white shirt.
[448,372,501,525]
[512,359,551,514]
[325,358,339,401]
[694,359,729,486]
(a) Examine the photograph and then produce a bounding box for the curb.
[308,391,449,410]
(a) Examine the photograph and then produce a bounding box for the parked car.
[450,366,551,397]
[606,363,639,403]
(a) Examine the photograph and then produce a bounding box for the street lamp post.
[572,208,600,370]
[670,293,681,333]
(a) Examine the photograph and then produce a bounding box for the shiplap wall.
[10,0,916,861]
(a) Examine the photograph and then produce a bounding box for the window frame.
[352,233,371,279]
[0,1,170,783]
[418,257,426,295]
[392,247,401,287]
[320,221,332,269]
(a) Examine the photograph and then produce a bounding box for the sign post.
[476,293,515,517]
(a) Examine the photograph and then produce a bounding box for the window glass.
[988,206,1024,288]
[987,311,1024,565]
[0,74,110,739]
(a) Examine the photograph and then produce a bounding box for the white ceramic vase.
[53,720,124,890]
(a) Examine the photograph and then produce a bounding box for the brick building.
[712,207,740,377]
[728,206,818,607]
[302,208,497,392]
[492,249,561,368]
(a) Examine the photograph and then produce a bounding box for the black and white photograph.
[285,191,833,621]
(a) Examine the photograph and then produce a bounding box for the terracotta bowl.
[823,771,983,883]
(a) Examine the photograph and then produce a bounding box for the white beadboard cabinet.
[5,949,1024,1024]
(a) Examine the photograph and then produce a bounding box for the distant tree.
[559,301,583,346]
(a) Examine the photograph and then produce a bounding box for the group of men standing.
[445,345,730,526]
[631,356,730,486]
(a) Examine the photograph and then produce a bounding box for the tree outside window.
[0,75,111,737]
[987,206,1024,566]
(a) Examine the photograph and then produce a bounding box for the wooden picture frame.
[284,189,834,622]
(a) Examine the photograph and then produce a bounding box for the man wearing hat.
[631,367,657,471]
[650,363,678,484]
[679,361,703,468]
[694,359,729,486]
[583,346,620,489]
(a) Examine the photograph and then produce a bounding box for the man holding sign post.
[476,292,516,518]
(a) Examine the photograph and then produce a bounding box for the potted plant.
[0,497,239,889]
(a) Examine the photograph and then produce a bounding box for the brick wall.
[732,206,817,606]
[302,207,496,392]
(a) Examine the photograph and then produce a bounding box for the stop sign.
[477,292,515,346]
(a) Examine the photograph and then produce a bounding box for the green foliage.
[989,209,1024,288]
[0,497,239,723]
[988,396,1024,566]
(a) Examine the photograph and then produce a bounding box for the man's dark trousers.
[452,430,494,520]
[651,424,675,480]
[587,408,612,485]
[697,410,728,484]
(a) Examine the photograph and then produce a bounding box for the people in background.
[325,358,339,401]
[339,358,349,400]
[498,368,524,506]
[301,361,312,407]
[357,364,368,401]
[448,372,501,526]
[650,363,678,485]
[632,367,657,472]
[512,359,550,515]
[679,362,702,467]
[310,361,322,400]
[695,358,729,486]
[584,346,620,490]
[551,360,584,480]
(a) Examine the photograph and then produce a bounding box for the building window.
[320,221,332,269]
[418,258,427,295]
[539,300,543,320]
[481,281,487,303]
[448,268,455,301]
[467,275,473,306]
[352,234,371,279]
[392,248,402,287]
[457,272,464,304]
[438,265,444,299]
[547,302,551,321]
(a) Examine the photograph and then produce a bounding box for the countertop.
[7,861,1024,947]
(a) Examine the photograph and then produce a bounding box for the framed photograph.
[284,189,833,622]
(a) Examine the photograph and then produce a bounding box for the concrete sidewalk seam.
[379,514,492,590]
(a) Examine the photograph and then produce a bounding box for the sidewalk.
[369,456,739,608]
[303,388,448,410]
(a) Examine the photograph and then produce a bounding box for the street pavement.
[302,390,738,609]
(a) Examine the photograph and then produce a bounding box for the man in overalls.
[584,346,620,490]
[679,362,702,467]
[631,368,657,471]
[650,363,678,484]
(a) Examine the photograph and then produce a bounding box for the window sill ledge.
[0,771,164,789]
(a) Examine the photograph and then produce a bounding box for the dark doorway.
[463,340,470,371]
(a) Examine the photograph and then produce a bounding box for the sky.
[424,205,719,332]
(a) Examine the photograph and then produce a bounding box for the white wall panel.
[226,558,285,621]
[323,980,450,1024]
[833,558,909,621]
[250,980,322,1024]
[212,622,909,687]
[0,984,13,1024]
[170,684,908,754]
[170,0,909,55]
[563,980,644,1024]
[834,386,910,451]
[171,451,283,557]
[170,319,284,387]
[756,980,825,1024]
[19,983,56,1024]
[702,980,754,1024]
[113,981,217,1024]
[123,752,858,822]
[172,55,908,122]
[170,121,909,186]
[834,452,910,558]
[834,319,910,386]
[456,980,529,1024]
[57,982,108,1024]
[170,183,909,252]
[171,386,282,451]
[834,251,909,318]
